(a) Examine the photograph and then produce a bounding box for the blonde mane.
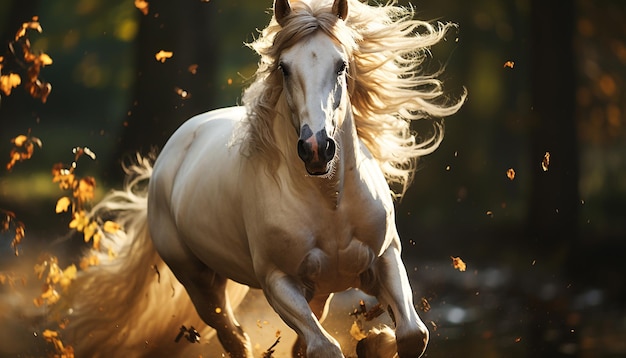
[242,0,465,196]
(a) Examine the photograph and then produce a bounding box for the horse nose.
[297,129,336,171]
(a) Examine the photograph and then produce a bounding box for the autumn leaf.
[103,220,121,233]
[79,254,99,270]
[55,197,71,213]
[503,60,515,69]
[52,163,75,190]
[15,18,42,40]
[155,50,173,63]
[74,177,96,203]
[6,133,42,170]
[349,321,367,341]
[0,73,21,96]
[69,211,89,232]
[541,151,550,171]
[59,264,77,291]
[135,0,150,15]
[506,168,516,180]
[451,256,467,272]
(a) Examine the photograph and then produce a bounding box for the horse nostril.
[325,138,336,159]
[297,139,310,162]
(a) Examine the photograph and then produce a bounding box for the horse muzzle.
[297,126,336,175]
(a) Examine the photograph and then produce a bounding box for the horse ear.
[274,0,291,27]
[332,0,348,20]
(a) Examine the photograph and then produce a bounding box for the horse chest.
[263,194,388,292]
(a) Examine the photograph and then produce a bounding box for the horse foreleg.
[292,293,334,357]
[262,270,343,358]
[360,244,428,358]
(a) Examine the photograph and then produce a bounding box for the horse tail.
[55,155,248,357]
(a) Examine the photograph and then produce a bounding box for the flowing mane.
[242,0,465,196]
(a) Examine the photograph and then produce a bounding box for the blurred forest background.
[0,0,625,357]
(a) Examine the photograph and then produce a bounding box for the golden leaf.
[503,60,515,69]
[349,321,367,341]
[59,264,77,291]
[506,168,515,180]
[83,221,98,242]
[42,329,59,340]
[135,0,149,15]
[0,73,22,96]
[52,164,75,190]
[38,53,53,66]
[541,152,550,172]
[92,231,101,250]
[74,177,96,203]
[103,220,121,233]
[79,254,99,270]
[451,256,467,272]
[155,50,173,63]
[69,211,89,232]
[55,197,71,213]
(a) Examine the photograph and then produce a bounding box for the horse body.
[150,103,392,292]
[58,0,464,356]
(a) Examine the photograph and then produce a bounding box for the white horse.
[58,0,464,357]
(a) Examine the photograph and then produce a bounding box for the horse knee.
[396,322,429,358]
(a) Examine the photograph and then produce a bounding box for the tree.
[110,0,220,179]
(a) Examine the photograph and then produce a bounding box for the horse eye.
[278,62,290,77]
[336,61,347,76]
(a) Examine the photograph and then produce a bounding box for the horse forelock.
[242,0,466,197]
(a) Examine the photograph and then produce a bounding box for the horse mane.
[242,0,466,197]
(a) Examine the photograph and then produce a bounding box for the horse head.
[274,0,350,176]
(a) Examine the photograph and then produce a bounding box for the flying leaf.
[55,197,71,213]
[506,168,516,180]
[0,73,21,96]
[541,152,550,171]
[155,50,173,63]
[135,0,150,15]
[451,256,467,272]
[103,220,121,233]
[503,60,515,69]
[349,321,367,341]
[74,177,96,203]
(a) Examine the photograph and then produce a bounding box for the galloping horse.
[60,0,464,356]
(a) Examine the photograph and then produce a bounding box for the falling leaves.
[6,132,42,171]
[135,0,150,15]
[419,297,431,312]
[52,147,120,252]
[451,256,467,272]
[0,72,21,96]
[155,50,173,63]
[56,197,72,213]
[42,329,74,357]
[5,17,54,103]
[503,60,515,69]
[33,255,77,307]
[541,151,551,171]
[349,320,367,341]
[1,210,25,256]
[506,168,516,180]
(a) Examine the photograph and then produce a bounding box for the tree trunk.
[108,0,219,179]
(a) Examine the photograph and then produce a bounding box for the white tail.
[55,155,248,357]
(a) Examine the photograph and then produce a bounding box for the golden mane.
[242,0,465,196]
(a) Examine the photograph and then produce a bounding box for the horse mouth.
[304,158,335,176]
[305,163,329,175]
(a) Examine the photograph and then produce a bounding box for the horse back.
[148,106,259,286]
